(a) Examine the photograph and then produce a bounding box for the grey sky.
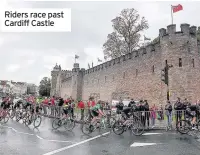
[0,0,199,85]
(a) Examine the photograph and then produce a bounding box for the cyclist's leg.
[90,110,98,125]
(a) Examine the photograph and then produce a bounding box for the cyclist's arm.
[98,109,105,116]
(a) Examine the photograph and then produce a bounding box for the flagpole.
[171,5,173,24]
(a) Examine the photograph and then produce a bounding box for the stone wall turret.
[51,63,61,96]
[160,23,200,102]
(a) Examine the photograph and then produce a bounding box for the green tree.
[103,8,149,59]
[39,77,51,97]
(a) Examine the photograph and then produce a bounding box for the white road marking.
[48,140,76,143]
[130,142,158,147]
[10,127,18,132]
[1,125,74,143]
[42,132,110,155]
[142,133,163,136]
[36,135,44,140]
[17,132,34,136]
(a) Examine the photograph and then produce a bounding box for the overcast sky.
[0,0,199,85]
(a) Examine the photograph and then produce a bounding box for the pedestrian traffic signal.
[161,67,168,85]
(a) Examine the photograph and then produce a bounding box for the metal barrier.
[132,110,199,130]
[36,103,115,121]
[34,103,199,130]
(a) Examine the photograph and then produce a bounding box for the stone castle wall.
[60,77,72,99]
[52,23,200,105]
[82,43,164,105]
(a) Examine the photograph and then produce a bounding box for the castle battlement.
[159,23,197,37]
[83,39,160,75]
[83,23,199,75]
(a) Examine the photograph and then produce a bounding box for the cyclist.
[122,99,138,119]
[60,101,71,120]
[89,100,105,129]
[1,97,9,110]
[185,103,200,130]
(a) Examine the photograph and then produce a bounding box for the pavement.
[1,117,200,155]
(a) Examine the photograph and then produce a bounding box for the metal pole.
[171,5,173,24]
[166,63,169,100]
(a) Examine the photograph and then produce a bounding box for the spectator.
[157,104,164,120]
[43,97,49,105]
[50,96,56,116]
[71,99,75,118]
[174,97,183,127]
[165,100,173,130]
[58,97,64,117]
[116,99,124,114]
[78,100,85,120]
[87,97,95,108]
[144,100,150,129]
[150,104,157,128]
[128,99,135,108]
[139,100,146,127]
[50,96,55,106]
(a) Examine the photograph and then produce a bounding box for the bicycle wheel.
[34,115,42,128]
[98,118,112,136]
[196,119,200,131]
[9,109,15,119]
[2,115,9,123]
[107,117,116,128]
[130,120,144,136]
[52,118,62,129]
[176,120,191,134]
[81,121,94,136]
[112,120,125,135]
[25,114,33,126]
[63,119,75,131]
[15,111,21,122]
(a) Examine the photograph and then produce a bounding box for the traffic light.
[161,67,168,85]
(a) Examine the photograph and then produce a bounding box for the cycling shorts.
[187,111,196,118]
[91,110,99,117]
[63,108,69,115]
[31,106,40,113]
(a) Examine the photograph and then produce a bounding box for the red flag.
[172,4,183,13]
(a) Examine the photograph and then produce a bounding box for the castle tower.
[159,24,200,103]
[70,63,84,100]
[51,63,61,97]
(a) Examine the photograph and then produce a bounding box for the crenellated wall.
[82,42,163,104]
[52,23,200,105]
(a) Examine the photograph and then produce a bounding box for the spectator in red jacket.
[78,100,85,120]
[78,100,85,109]
[51,96,55,106]
[87,97,95,108]
[43,97,49,105]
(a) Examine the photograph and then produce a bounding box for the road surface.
[1,117,200,155]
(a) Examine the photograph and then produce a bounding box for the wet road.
[1,117,200,155]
